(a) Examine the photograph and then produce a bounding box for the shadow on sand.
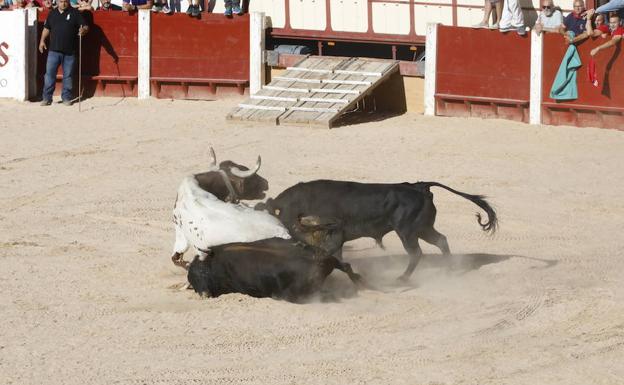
[319,252,558,301]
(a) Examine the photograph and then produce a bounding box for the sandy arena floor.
[1,97,623,385]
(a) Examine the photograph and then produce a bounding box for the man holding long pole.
[39,0,88,106]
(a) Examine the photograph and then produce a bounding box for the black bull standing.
[258,180,498,281]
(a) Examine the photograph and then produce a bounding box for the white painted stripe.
[251,95,298,102]
[310,88,360,94]
[138,9,150,99]
[249,12,266,95]
[286,67,334,74]
[299,97,349,104]
[424,23,438,116]
[238,104,287,111]
[334,70,382,77]
[15,10,27,101]
[530,30,543,125]
[274,76,322,83]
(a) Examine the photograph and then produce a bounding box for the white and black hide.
[172,176,290,261]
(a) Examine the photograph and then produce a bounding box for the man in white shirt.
[534,0,564,34]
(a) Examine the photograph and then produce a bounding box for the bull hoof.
[397,274,411,283]
[171,253,189,270]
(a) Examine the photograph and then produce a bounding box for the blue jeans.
[225,0,240,8]
[596,0,624,14]
[42,50,76,102]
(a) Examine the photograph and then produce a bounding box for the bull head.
[194,147,268,203]
[294,215,343,258]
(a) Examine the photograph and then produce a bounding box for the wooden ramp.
[227,57,399,128]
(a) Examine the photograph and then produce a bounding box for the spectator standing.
[185,0,199,17]
[152,0,170,13]
[499,0,526,35]
[122,0,152,12]
[534,0,563,34]
[12,0,44,8]
[77,0,92,10]
[587,11,610,37]
[39,0,89,106]
[591,14,623,55]
[562,1,588,37]
[473,0,503,29]
[224,0,242,17]
[97,0,121,10]
[562,1,597,45]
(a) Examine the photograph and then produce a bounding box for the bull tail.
[413,182,498,234]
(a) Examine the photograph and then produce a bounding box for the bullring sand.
[1,97,623,385]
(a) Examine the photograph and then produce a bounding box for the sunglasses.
[542,5,552,8]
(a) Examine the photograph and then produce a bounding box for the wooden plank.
[290,106,341,113]
[264,85,310,93]
[229,56,403,127]
[250,95,298,102]
[321,79,372,85]
[245,57,340,122]
[238,104,287,112]
[280,58,368,126]
[327,60,400,127]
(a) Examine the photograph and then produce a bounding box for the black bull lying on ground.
[187,238,351,302]
[256,180,498,281]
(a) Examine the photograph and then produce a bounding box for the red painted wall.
[81,11,138,79]
[37,10,138,97]
[150,13,249,98]
[434,26,531,122]
[542,32,624,129]
[37,11,250,99]
[436,26,531,100]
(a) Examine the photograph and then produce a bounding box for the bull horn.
[229,156,261,178]
[208,147,218,170]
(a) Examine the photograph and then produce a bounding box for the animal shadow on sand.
[319,252,558,300]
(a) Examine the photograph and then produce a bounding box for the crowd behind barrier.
[2,0,622,128]
[0,0,249,16]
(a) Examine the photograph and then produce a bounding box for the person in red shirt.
[11,0,44,8]
[590,14,623,56]
[584,9,610,38]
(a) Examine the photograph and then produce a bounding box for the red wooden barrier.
[37,11,139,98]
[434,26,531,122]
[542,33,624,130]
[150,13,249,99]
